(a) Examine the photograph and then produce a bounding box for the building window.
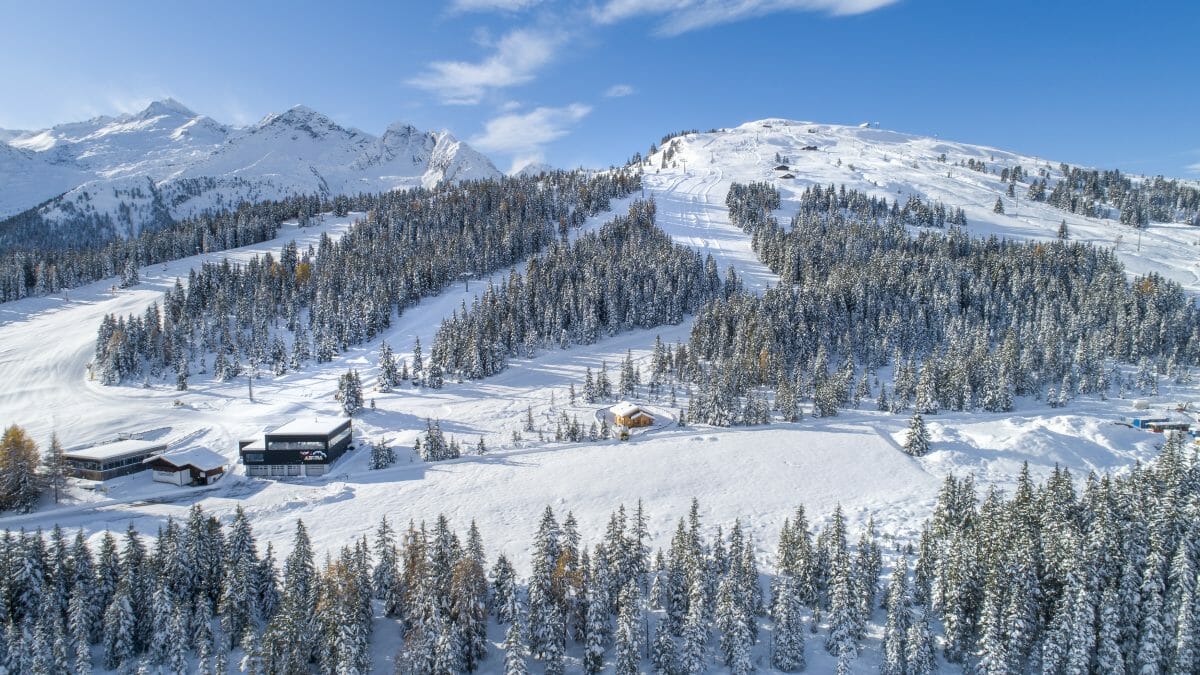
[244,453,264,463]
[266,440,326,451]
[328,428,352,448]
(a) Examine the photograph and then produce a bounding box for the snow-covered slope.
[2,117,1199,673]
[0,141,88,216]
[643,119,1200,294]
[0,100,502,228]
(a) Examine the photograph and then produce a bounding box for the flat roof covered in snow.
[64,439,167,462]
[146,447,227,472]
[268,417,350,437]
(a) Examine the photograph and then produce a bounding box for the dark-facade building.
[240,417,353,478]
[63,439,168,481]
[146,447,228,486]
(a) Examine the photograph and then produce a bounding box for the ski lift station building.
[62,439,168,481]
[240,417,354,478]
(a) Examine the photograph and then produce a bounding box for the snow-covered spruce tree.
[678,577,709,674]
[369,438,396,470]
[503,615,529,675]
[376,341,399,392]
[490,554,518,624]
[416,419,460,462]
[120,258,140,288]
[903,412,930,457]
[42,431,66,504]
[581,582,609,674]
[771,574,807,671]
[102,582,136,671]
[645,614,673,674]
[450,548,490,671]
[825,548,859,659]
[219,506,261,649]
[372,517,402,617]
[526,506,561,660]
[336,369,363,416]
[880,557,911,675]
[614,581,644,675]
[905,609,937,675]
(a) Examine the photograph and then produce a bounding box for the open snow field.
[1,120,1198,672]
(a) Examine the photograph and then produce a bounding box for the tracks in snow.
[644,166,779,293]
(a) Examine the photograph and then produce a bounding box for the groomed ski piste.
[2,118,1198,672]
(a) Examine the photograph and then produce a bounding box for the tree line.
[675,181,1198,426]
[0,434,1196,673]
[91,170,641,387]
[0,191,338,304]
[429,199,725,380]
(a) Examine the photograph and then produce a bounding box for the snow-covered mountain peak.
[383,121,421,137]
[250,105,364,142]
[0,100,502,228]
[134,97,197,121]
[511,161,555,177]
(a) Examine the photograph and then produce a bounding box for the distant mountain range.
[0,98,502,233]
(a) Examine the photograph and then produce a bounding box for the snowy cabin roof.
[611,402,651,419]
[610,402,640,417]
[64,439,167,462]
[145,447,227,472]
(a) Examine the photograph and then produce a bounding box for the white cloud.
[604,84,636,98]
[451,0,544,12]
[470,103,592,171]
[593,0,898,35]
[408,29,563,104]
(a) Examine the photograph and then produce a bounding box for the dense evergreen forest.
[91,171,640,387]
[429,200,725,380]
[0,194,321,304]
[0,433,1196,674]
[1020,163,1200,227]
[396,178,1198,429]
[677,182,1199,426]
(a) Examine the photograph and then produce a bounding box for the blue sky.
[2,0,1197,176]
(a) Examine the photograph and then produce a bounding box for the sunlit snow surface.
[1,119,1198,673]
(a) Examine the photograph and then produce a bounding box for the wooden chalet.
[145,447,228,486]
[611,402,654,428]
